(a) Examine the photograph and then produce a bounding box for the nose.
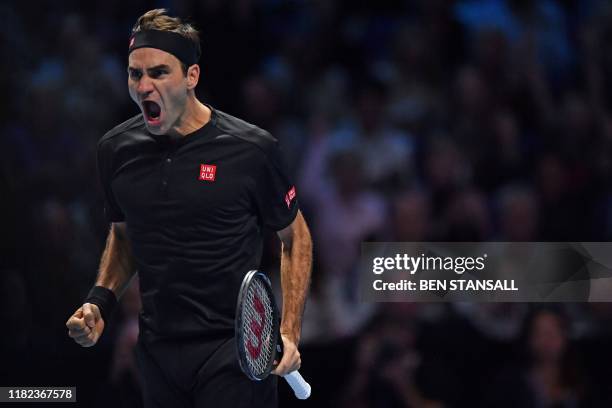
[136,75,154,96]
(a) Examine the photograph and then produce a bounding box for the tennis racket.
[235,270,311,400]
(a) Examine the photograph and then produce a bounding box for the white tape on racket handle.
[283,370,311,400]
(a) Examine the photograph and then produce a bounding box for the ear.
[186,64,200,90]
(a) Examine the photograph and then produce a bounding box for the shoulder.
[98,114,145,149]
[213,109,278,156]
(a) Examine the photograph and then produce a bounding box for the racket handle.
[283,370,311,400]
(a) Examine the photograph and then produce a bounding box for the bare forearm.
[96,223,137,298]
[279,213,312,343]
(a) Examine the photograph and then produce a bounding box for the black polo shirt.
[97,107,298,342]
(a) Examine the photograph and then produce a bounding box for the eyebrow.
[127,64,171,73]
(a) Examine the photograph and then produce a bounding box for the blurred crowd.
[4,0,612,407]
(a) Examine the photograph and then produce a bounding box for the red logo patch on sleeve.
[284,186,296,208]
[199,164,217,182]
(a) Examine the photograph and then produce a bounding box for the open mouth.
[142,101,162,124]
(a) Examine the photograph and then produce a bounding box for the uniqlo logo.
[285,186,296,208]
[199,164,217,182]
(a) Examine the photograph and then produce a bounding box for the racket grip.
[283,370,311,400]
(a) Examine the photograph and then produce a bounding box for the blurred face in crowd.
[393,192,430,241]
[500,192,538,240]
[357,89,384,133]
[331,151,364,197]
[455,66,487,114]
[529,311,567,363]
[128,47,197,135]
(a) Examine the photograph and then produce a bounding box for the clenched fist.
[66,303,105,347]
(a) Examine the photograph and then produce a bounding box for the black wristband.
[84,286,118,322]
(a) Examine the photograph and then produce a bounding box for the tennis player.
[65,9,312,408]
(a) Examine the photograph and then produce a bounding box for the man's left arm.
[272,210,312,376]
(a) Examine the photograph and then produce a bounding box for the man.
[65,9,312,408]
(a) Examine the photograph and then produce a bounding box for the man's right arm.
[66,222,137,347]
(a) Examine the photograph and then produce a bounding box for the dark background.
[3,0,612,407]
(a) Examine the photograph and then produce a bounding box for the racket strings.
[242,278,275,377]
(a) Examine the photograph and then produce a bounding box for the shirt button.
[162,180,168,186]
[166,158,172,163]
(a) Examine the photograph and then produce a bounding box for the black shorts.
[135,335,277,408]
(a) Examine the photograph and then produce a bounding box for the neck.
[172,95,211,136]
